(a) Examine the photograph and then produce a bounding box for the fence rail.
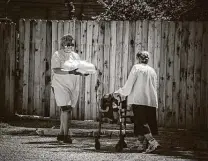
[1,19,208,129]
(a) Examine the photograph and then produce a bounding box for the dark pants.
[132,105,158,136]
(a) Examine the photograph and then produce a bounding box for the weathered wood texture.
[4,20,208,129]
[0,22,16,117]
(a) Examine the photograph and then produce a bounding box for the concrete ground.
[1,135,208,161]
[0,119,208,161]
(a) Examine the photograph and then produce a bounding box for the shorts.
[132,105,158,136]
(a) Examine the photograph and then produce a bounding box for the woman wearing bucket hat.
[114,51,160,153]
[51,34,89,143]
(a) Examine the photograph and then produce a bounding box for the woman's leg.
[144,106,160,153]
[61,106,72,143]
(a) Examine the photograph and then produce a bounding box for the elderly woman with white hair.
[51,34,89,143]
[114,51,160,153]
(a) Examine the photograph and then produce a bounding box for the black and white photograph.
[0,0,208,160]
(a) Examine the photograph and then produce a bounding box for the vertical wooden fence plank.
[134,20,142,63]
[186,22,195,129]
[179,22,189,129]
[201,22,208,129]
[39,20,47,116]
[75,21,82,119]
[173,22,182,128]
[128,21,136,75]
[122,21,129,85]
[22,20,30,114]
[64,20,70,35]
[0,23,4,116]
[154,21,161,121]
[28,20,36,115]
[34,20,42,115]
[158,21,168,127]
[85,21,93,120]
[194,22,203,129]
[147,21,155,68]
[80,21,87,120]
[5,23,11,115]
[50,20,58,118]
[166,22,175,127]
[8,23,16,115]
[115,21,123,90]
[97,21,104,119]
[109,21,116,93]
[91,21,99,120]
[45,20,52,117]
[18,19,25,114]
[142,20,149,51]
[103,21,110,94]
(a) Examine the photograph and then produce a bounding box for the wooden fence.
[11,19,208,129]
[0,22,16,117]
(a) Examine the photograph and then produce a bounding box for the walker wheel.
[95,138,100,150]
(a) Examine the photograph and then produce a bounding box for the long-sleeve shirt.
[115,64,158,108]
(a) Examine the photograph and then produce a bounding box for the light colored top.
[51,50,80,107]
[115,64,158,108]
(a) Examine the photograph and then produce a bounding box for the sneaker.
[145,139,160,153]
[63,135,72,144]
[130,140,144,152]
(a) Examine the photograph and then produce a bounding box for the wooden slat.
[4,23,11,115]
[165,21,175,127]
[0,23,5,116]
[39,20,47,116]
[158,21,168,127]
[79,20,87,120]
[115,21,123,90]
[147,21,155,68]
[96,21,104,119]
[91,21,99,120]
[172,21,182,128]
[185,22,195,129]
[109,21,116,93]
[201,22,208,129]
[134,21,142,63]
[122,21,129,85]
[9,23,16,115]
[142,20,148,51]
[178,22,189,129]
[154,21,161,121]
[22,19,30,114]
[75,21,82,119]
[85,20,93,120]
[34,20,41,115]
[18,19,25,114]
[69,20,76,40]
[103,21,110,94]
[28,20,36,115]
[193,22,203,129]
[127,21,136,75]
[44,20,52,117]
[64,20,69,35]
[50,20,58,118]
